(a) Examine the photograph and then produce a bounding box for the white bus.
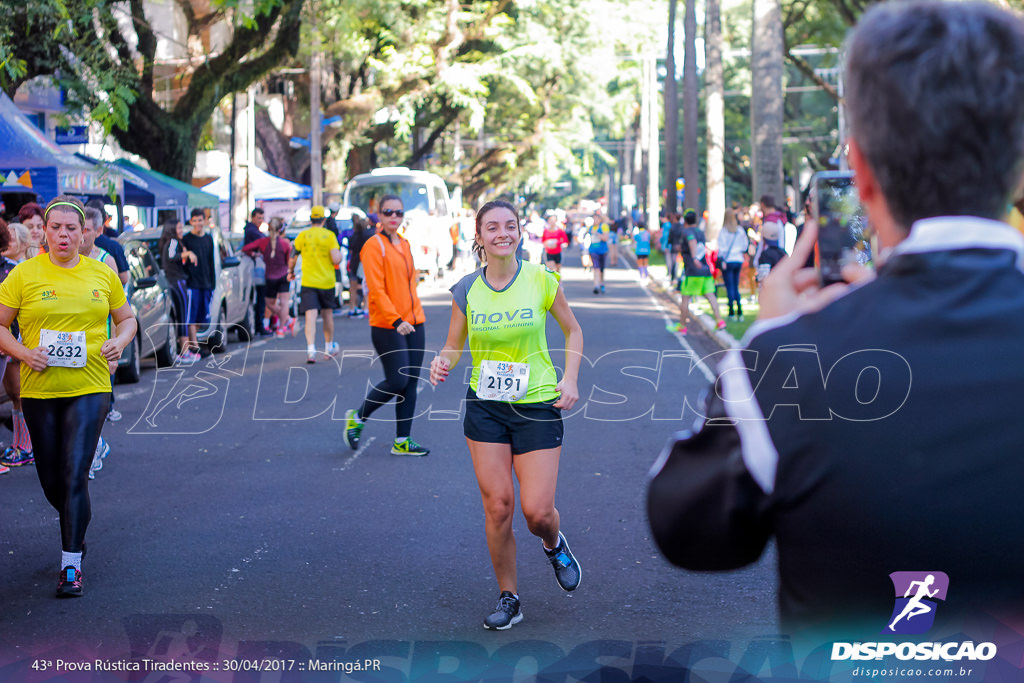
[343,167,455,277]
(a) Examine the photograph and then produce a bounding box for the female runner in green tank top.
[430,200,584,630]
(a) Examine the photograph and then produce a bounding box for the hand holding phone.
[812,171,871,287]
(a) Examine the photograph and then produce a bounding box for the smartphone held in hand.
[812,171,872,287]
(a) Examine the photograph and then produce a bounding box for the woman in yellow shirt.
[0,195,137,598]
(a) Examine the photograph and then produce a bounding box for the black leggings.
[360,324,425,439]
[23,393,110,553]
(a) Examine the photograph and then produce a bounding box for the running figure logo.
[883,571,950,634]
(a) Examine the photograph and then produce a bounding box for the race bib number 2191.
[39,329,87,368]
[478,360,530,402]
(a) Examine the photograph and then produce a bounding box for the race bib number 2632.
[39,329,87,368]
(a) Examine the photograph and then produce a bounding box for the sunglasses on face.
[381,209,404,218]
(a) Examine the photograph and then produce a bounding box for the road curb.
[618,246,741,350]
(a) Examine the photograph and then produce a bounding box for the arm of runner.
[0,304,48,371]
[241,238,263,257]
[429,301,468,386]
[287,252,298,281]
[100,302,138,363]
[548,285,583,410]
[329,247,343,266]
[686,233,699,258]
[362,237,404,328]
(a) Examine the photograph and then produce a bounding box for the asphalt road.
[0,249,780,681]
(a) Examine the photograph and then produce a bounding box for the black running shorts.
[299,286,337,313]
[265,276,289,296]
[464,388,563,455]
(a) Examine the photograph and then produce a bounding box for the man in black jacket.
[648,0,1024,641]
[243,208,270,336]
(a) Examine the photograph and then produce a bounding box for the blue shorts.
[186,288,214,327]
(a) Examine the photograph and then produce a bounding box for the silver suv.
[114,239,178,383]
[123,227,255,354]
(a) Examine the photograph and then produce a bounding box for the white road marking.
[335,436,376,471]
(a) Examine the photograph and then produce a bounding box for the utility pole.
[310,49,323,205]
[229,88,255,233]
[246,84,255,214]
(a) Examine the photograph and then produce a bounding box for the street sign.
[55,126,88,144]
[621,184,637,209]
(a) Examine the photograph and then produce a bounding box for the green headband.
[44,201,86,222]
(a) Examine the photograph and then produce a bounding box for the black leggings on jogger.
[23,393,110,553]
[359,324,425,439]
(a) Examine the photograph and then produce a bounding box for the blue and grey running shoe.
[545,532,581,592]
[483,591,523,630]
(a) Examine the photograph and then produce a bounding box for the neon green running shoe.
[343,409,365,450]
[391,438,430,457]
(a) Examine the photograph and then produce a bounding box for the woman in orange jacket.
[342,195,430,456]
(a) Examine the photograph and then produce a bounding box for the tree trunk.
[255,107,305,182]
[751,0,784,205]
[704,0,725,243]
[347,140,379,179]
[663,0,679,215]
[682,0,699,212]
[111,99,204,183]
[106,0,305,182]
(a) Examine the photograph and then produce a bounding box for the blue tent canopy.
[75,154,188,209]
[0,92,114,201]
[201,166,312,201]
[114,160,218,209]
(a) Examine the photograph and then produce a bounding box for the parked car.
[114,239,179,383]
[123,227,256,354]
[343,167,455,278]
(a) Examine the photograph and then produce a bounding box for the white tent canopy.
[201,166,312,201]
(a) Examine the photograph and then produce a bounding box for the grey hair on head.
[844,1,1024,228]
[84,206,104,230]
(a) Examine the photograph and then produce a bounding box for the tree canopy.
[4,0,1020,205]
[1,0,303,180]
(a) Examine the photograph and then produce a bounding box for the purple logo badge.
[882,571,949,635]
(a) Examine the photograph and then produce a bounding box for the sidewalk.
[618,245,747,350]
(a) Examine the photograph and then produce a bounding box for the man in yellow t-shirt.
[288,206,343,363]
